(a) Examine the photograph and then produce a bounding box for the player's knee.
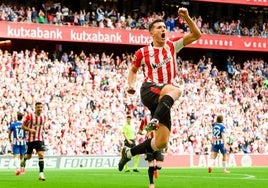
[26,154,32,160]
[168,86,182,99]
[38,153,45,158]
[174,87,182,98]
[156,141,168,149]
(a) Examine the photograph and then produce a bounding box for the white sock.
[223,161,227,169]
[14,158,20,169]
[126,148,132,158]
[208,158,215,168]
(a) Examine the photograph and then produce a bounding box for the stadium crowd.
[0,48,267,156]
[0,1,267,37]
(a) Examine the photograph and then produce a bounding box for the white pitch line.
[242,174,256,179]
[90,172,268,181]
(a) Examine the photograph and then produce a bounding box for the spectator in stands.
[96,5,105,26]
[79,9,86,26]
[38,9,46,24]
[55,8,63,25]
[47,11,54,24]
[261,23,268,38]
[165,15,176,32]
[31,7,38,23]
[61,5,69,24]
[73,11,79,25]
[25,6,32,23]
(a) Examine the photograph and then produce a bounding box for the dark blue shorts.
[212,143,227,154]
[12,144,26,155]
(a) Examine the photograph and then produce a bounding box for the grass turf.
[1,167,268,188]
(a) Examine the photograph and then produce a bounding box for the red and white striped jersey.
[23,112,47,142]
[133,38,184,84]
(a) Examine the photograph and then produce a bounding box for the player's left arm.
[221,130,229,150]
[178,7,201,46]
[8,128,12,143]
[43,116,49,134]
[43,126,49,134]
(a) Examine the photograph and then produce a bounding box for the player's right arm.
[221,126,229,149]
[8,126,12,143]
[127,65,139,94]
[22,114,36,133]
[127,50,142,94]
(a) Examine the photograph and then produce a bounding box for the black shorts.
[26,141,46,154]
[145,150,164,162]
[124,139,136,148]
[140,82,171,130]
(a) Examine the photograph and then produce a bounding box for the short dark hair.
[35,102,43,106]
[127,115,131,119]
[216,115,223,123]
[17,112,24,121]
[148,19,165,31]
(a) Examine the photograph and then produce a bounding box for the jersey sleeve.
[8,123,13,131]
[132,49,143,68]
[221,125,226,133]
[23,114,31,127]
[173,38,184,53]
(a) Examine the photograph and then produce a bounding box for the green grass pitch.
[1,167,268,188]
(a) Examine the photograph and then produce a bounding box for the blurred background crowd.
[0,48,267,156]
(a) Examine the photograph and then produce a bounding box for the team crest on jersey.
[151,57,171,69]
[33,124,41,127]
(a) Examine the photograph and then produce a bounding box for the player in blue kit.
[8,112,27,175]
[208,115,230,174]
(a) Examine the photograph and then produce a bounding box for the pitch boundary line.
[89,172,268,181]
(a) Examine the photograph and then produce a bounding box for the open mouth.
[161,33,165,39]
